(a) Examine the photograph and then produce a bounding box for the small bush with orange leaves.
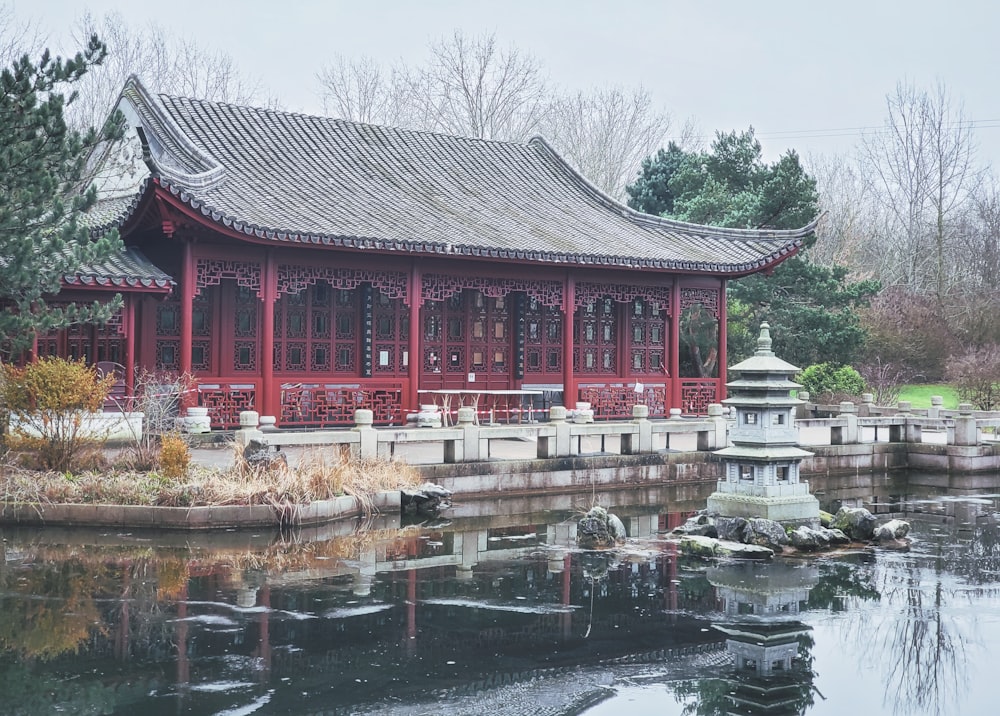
[1,357,114,471]
[158,433,191,480]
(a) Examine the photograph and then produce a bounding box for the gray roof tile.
[65,247,174,291]
[110,77,816,273]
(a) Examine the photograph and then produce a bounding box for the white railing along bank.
[795,396,999,447]
[236,404,729,463]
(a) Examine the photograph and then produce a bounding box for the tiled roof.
[64,247,175,291]
[114,77,816,274]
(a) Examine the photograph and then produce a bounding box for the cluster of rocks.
[577,506,627,549]
[669,506,911,558]
[829,507,910,547]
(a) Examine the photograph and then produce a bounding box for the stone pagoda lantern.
[707,323,819,526]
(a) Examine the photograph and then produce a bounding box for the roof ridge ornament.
[118,76,226,191]
[756,322,774,356]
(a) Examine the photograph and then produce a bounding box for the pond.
[0,476,998,716]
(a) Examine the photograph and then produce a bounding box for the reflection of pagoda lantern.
[708,322,819,526]
[708,562,818,715]
[709,562,818,620]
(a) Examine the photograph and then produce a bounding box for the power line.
[671,118,1000,146]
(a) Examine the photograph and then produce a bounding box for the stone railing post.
[445,406,476,463]
[895,401,923,443]
[927,395,943,420]
[953,403,978,446]
[796,392,811,419]
[352,409,376,458]
[704,403,728,449]
[622,404,651,454]
[832,402,858,445]
[860,393,874,417]
[538,406,561,458]
[549,405,572,457]
[236,410,262,447]
[888,401,910,442]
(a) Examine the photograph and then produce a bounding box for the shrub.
[1,357,114,471]
[158,434,191,480]
[797,363,866,401]
[116,370,197,471]
[857,358,914,407]
[860,287,959,381]
[945,345,1000,410]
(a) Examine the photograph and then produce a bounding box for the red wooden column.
[180,241,194,377]
[669,280,682,411]
[717,280,728,404]
[561,274,576,409]
[407,263,422,412]
[124,295,136,399]
[260,250,276,418]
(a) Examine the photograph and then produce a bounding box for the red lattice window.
[627,298,669,375]
[275,283,360,376]
[34,311,125,366]
[574,296,618,375]
[24,300,125,366]
[524,296,562,378]
[182,283,261,377]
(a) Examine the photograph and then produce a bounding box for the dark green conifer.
[0,34,124,354]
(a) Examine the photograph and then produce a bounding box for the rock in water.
[746,518,790,552]
[577,506,627,549]
[401,483,453,516]
[677,535,773,560]
[674,512,719,538]
[607,512,627,542]
[873,518,911,542]
[830,507,878,541]
[714,516,748,542]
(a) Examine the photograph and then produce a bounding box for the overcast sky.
[15,0,1000,166]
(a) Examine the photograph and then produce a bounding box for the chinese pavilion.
[44,77,817,428]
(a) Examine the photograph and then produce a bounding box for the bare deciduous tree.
[66,11,277,131]
[541,85,689,199]
[316,32,694,200]
[860,81,978,298]
[316,30,549,141]
[317,54,422,127]
[0,2,42,67]
[963,177,1000,290]
[415,30,549,140]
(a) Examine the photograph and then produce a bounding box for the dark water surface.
[1,476,998,715]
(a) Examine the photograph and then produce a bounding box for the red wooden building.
[48,77,816,428]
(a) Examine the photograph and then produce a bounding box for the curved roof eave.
[155,177,806,275]
[526,135,822,243]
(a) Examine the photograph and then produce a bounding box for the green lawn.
[897,383,960,409]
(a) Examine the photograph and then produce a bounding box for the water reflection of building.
[0,505,710,714]
[707,562,819,716]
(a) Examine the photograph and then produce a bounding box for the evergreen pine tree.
[0,34,124,355]
[626,128,878,368]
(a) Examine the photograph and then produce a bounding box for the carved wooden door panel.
[421,289,512,390]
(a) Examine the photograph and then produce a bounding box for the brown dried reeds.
[0,442,424,517]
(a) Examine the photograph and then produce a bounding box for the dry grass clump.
[0,443,424,515]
